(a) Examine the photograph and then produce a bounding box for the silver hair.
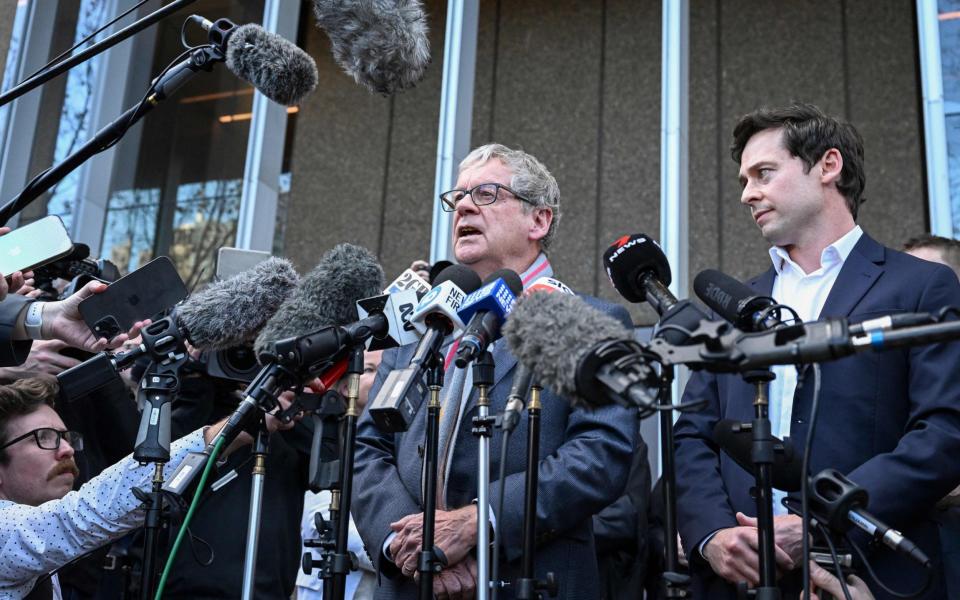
[459,143,561,250]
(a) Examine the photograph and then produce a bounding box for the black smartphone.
[0,215,74,276]
[78,257,188,340]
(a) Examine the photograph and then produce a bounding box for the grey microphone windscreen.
[178,257,299,350]
[254,243,385,356]
[225,23,319,105]
[312,0,431,95]
[503,292,633,407]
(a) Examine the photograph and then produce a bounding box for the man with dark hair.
[675,103,960,598]
[903,233,960,279]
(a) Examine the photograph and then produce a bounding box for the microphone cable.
[847,531,932,599]
[800,362,822,600]
[153,435,226,600]
[19,1,151,85]
[813,520,854,600]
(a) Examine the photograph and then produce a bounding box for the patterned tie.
[434,360,470,509]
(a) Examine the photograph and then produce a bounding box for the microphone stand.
[133,359,186,600]
[515,381,557,599]
[470,351,496,600]
[0,0,197,108]
[740,369,780,600]
[0,24,228,225]
[656,365,691,598]
[419,350,447,600]
[329,345,365,600]
[241,416,271,600]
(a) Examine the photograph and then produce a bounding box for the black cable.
[814,521,853,600]
[490,429,511,600]
[847,535,932,599]
[800,362,822,600]
[20,0,150,84]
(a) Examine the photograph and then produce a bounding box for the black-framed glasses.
[439,183,531,212]
[0,428,83,452]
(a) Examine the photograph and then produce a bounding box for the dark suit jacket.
[0,295,33,366]
[674,233,960,599]
[352,295,637,600]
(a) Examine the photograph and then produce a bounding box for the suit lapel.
[818,233,885,318]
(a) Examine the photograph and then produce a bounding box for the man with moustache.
[674,104,960,599]
[352,143,636,599]
[0,376,83,598]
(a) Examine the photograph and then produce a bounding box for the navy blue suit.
[352,296,637,599]
[674,234,960,599]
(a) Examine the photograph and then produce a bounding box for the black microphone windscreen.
[602,233,672,303]
[503,292,632,408]
[713,419,801,492]
[177,257,299,350]
[225,23,319,105]
[432,263,482,294]
[312,0,431,95]
[694,269,753,324]
[254,243,385,356]
[428,260,453,284]
[485,268,523,296]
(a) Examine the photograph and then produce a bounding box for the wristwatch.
[24,301,43,340]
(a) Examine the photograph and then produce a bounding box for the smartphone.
[0,215,73,276]
[216,247,271,280]
[78,256,188,340]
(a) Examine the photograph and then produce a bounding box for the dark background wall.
[284,0,926,324]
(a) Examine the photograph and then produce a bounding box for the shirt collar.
[767,225,863,276]
[519,252,554,289]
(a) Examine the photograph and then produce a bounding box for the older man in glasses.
[352,143,636,599]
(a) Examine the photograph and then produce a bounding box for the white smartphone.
[0,215,73,276]
[216,247,272,280]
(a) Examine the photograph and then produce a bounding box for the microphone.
[312,0,431,96]
[367,264,482,432]
[713,419,801,492]
[223,22,320,106]
[524,276,575,296]
[454,269,523,368]
[254,243,385,358]
[159,18,318,106]
[808,469,930,567]
[502,291,658,410]
[603,233,710,344]
[694,269,783,332]
[501,275,575,431]
[57,257,300,400]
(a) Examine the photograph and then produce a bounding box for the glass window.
[100,0,267,285]
[938,0,960,236]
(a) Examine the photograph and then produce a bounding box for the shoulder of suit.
[576,293,633,328]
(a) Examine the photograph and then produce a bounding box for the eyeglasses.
[0,428,83,452]
[439,183,531,212]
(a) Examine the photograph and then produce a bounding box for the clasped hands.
[703,512,805,587]
[389,505,480,599]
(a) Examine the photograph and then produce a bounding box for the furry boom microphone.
[312,0,431,95]
[224,23,319,106]
[254,243,385,357]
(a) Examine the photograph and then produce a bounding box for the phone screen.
[0,216,73,275]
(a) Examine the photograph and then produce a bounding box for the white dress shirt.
[297,490,376,600]
[0,429,206,598]
[698,225,863,555]
[767,225,862,513]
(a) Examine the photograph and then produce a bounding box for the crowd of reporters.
[3,106,960,600]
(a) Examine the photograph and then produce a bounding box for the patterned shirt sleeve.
[0,428,206,595]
